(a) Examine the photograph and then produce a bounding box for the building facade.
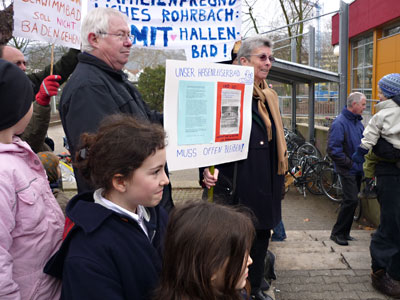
[332,0,400,112]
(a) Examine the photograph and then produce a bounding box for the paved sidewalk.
[269,230,395,300]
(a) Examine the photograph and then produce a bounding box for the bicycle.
[289,141,322,172]
[288,155,327,197]
[285,130,325,197]
[319,158,343,203]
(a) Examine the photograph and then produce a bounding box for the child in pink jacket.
[0,59,65,299]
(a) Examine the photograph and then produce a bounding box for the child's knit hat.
[378,73,400,99]
[0,59,33,131]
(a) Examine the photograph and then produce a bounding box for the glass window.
[383,24,400,37]
[351,34,373,109]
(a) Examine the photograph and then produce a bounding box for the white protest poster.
[13,0,82,49]
[87,0,242,62]
[164,59,254,171]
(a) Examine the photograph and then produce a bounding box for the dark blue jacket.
[44,192,168,300]
[327,107,364,176]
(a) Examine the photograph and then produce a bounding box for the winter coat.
[361,99,400,150]
[20,48,80,153]
[327,107,364,176]
[58,53,173,211]
[22,101,51,153]
[59,52,163,158]
[214,98,284,230]
[0,137,65,300]
[44,192,168,300]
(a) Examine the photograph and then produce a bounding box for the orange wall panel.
[376,34,400,82]
[377,38,397,63]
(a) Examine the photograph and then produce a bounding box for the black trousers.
[249,229,271,293]
[331,174,361,237]
[370,175,400,280]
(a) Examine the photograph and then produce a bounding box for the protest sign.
[164,59,254,171]
[87,0,242,62]
[13,0,82,49]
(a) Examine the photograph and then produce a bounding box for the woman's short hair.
[74,114,166,191]
[237,36,273,64]
[155,201,255,300]
[81,7,128,52]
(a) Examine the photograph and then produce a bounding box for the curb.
[49,120,62,127]
[172,181,200,189]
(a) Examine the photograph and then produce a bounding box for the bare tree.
[0,3,13,45]
[278,0,318,63]
[242,0,260,36]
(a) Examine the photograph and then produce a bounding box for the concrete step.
[269,230,373,271]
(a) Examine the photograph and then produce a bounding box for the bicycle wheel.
[353,197,362,221]
[296,142,321,158]
[304,161,328,195]
[320,166,343,202]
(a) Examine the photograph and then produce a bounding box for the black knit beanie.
[0,59,33,131]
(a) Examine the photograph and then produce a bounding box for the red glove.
[35,75,62,106]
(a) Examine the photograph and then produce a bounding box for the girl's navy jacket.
[44,192,168,300]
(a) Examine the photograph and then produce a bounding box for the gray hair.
[347,92,365,107]
[81,7,128,52]
[236,36,273,65]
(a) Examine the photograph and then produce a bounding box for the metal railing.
[280,96,379,126]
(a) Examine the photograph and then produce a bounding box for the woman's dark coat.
[215,99,284,230]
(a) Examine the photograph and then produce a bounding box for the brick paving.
[274,269,393,300]
[270,231,394,300]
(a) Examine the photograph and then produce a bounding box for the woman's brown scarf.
[253,80,288,175]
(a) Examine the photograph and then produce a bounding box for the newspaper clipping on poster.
[164,59,254,171]
[87,0,242,62]
[13,0,82,49]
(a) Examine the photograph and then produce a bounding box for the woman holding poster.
[203,36,288,300]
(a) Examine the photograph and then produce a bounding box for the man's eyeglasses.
[249,54,275,62]
[98,31,132,42]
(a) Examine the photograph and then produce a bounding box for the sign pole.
[49,44,57,114]
[207,165,215,203]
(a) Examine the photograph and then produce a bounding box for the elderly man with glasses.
[58,7,173,211]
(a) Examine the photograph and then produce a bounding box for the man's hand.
[35,75,62,106]
[352,146,368,163]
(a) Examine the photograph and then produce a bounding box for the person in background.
[203,36,288,300]
[327,92,366,246]
[38,151,70,215]
[153,201,254,300]
[352,73,400,195]
[0,59,64,299]
[58,7,173,211]
[0,45,79,153]
[351,73,400,298]
[44,114,169,300]
[271,220,287,242]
